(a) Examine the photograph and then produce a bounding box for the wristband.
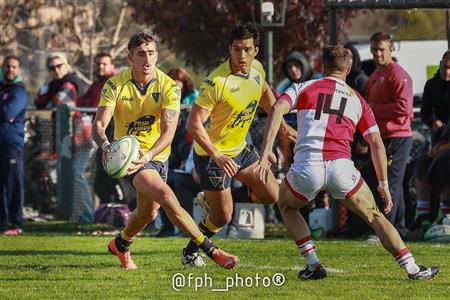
[101,141,110,150]
[378,180,389,189]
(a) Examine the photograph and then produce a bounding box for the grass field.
[0,222,449,299]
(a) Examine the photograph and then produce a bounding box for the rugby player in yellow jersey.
[92,32,238,270]
[182,23,296,266]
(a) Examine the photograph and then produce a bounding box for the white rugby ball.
[105,135,140,178]
[424,224,450,243]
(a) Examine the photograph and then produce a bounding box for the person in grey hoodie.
[277,51,313,93]
[276,51,313,171]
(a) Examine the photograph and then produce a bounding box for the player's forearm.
[186,119,217,157]
[92,123,109,149]
[260,105,284,159]
[370,138,389,183]
[92,123,108,147]
[150,109,179,158]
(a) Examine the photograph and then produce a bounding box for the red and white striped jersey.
[279,77,379,162]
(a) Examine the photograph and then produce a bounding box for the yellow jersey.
[194,59,265,157]
[99,68,180,162]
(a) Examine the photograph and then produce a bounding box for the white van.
[355,40,447,95]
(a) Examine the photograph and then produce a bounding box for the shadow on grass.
[22,221,115,234]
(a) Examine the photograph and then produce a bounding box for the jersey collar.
[129,68,156,96]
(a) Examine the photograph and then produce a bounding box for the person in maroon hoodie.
[365,32,413,240]
[77,53,121,207]
[69,53,116,222]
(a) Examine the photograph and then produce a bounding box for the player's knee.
[266,190,278,204]
[148,209,158,222]
[212,212,232,227]
[277,198,292,214]
[254,188,278,204]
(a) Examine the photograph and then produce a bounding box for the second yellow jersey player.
[194,59,265,157]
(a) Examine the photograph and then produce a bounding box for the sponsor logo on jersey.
[127,115,156,136]
[203,79,215,87]
[231,100,258,128]
[121,96,133,102]
[106,80,117,91]
[230,87,240,93]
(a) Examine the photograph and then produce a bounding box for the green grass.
[0,223,449,299]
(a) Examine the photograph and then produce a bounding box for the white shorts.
[284,158,363,202]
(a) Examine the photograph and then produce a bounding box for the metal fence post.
[55,104,74,219]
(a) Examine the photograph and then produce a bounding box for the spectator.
[35,53,81,109]
[277,51,312,93]
[156,69,201,237]
[277,51,313,171]
[76,53,123,207]
[420,50,450,145]
[71,53,116,223]
[167,68,199,105]
[410,50,450,229]
[0,55,28,235]
[35,53,82,160]
[344,42,369,96]
[365,32,414,240]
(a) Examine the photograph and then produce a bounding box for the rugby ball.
[424,224,450,243]
[105,135,140,178]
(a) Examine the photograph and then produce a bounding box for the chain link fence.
[24,105,429,232]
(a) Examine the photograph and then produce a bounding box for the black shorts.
[127,160,169,185]
[194,144,259,191]
[415,151,450,188]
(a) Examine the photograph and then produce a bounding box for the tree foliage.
[130,0,357,77]
[0,0,144,89]
[393,10,447,40]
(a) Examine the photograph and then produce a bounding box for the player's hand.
[254,152,277,184]
[127,149,150,175]
[213,152,240,178]
[279,123,297,143]
[377,185,393,214]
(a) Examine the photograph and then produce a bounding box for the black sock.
[115,233,132,253]
[184,219,217,255]
[197,237,217,258]
[232,186,254,203]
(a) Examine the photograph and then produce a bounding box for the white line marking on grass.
[239,263,344,273]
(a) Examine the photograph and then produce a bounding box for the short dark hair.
[3,55,20,67]
[322,45,351,73]
[229,22,259,47]
[95,52,112,61]
[442,50,450,61]
[127,32,156,52]
[370,32,392,44]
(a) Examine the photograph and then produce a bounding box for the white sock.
[296,236,320,271]
[395,248,420,274]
